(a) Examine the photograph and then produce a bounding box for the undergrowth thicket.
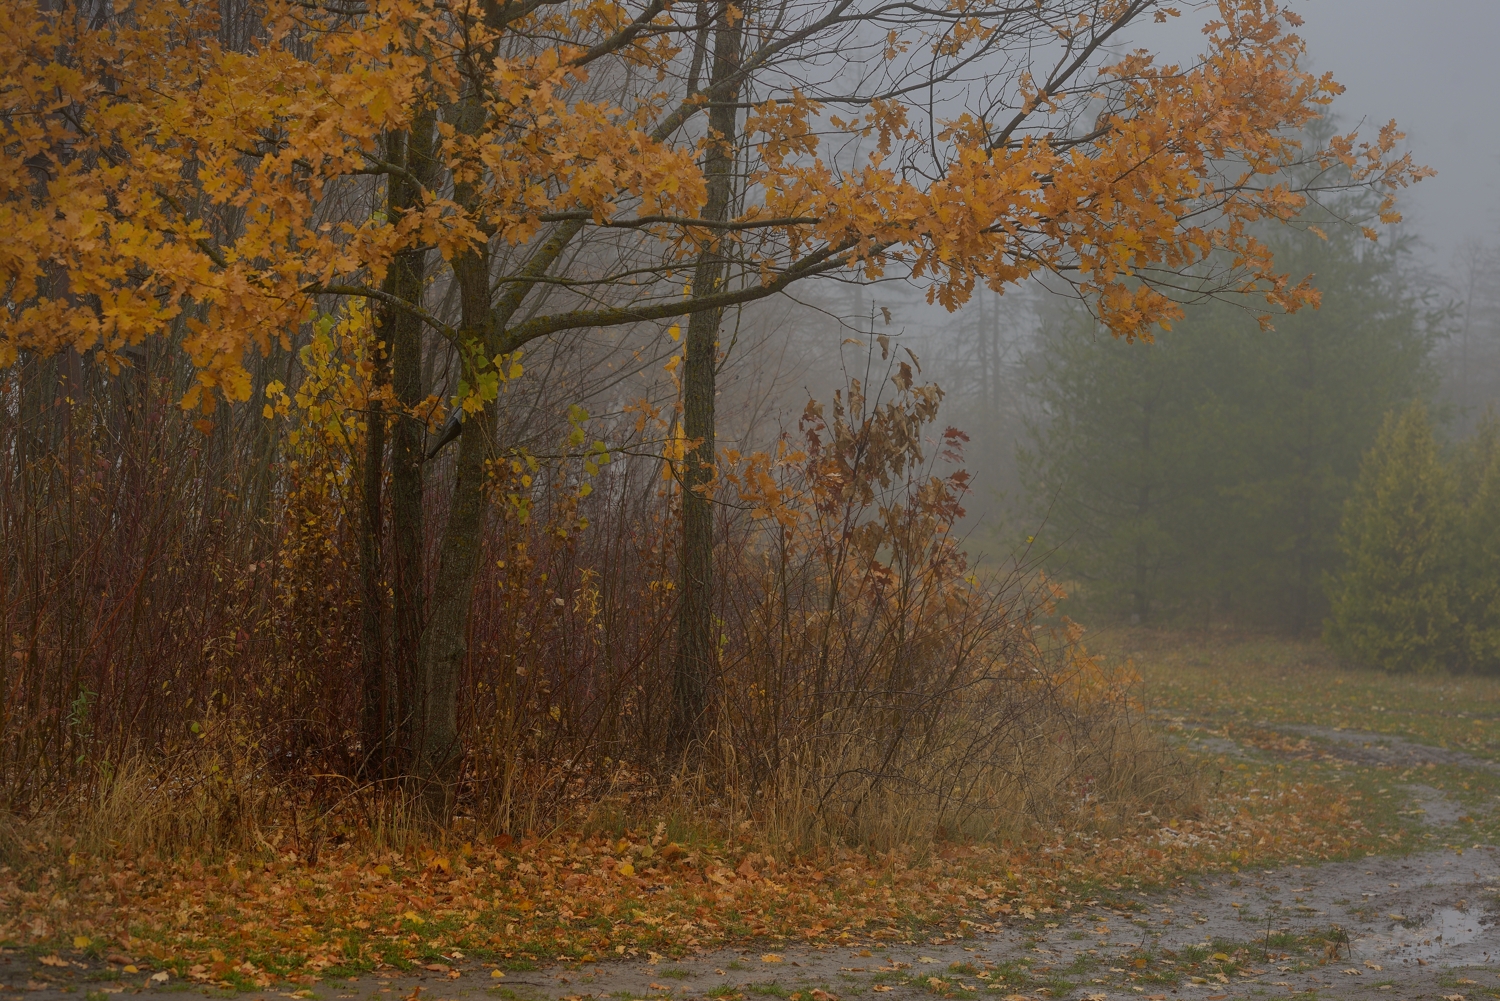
[1,337,1190,868]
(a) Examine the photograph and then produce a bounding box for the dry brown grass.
[6,618,1199,869]
[753,658,1200,852]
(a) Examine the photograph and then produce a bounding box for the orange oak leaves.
[2,0,1428,407]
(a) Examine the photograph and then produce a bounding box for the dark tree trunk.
[413,389,491,811]
[361,110,438,776]
[358,318,389,772]
[670,6,743,762]
[413,92,494,814]
[1131,399,1153,624]
[389,109,438,768]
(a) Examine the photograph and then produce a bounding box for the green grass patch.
[1098,630,1500,759]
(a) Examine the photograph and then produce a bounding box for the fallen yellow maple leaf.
[761,954,783,963]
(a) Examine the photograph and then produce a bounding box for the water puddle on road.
[1372,907,1493,964]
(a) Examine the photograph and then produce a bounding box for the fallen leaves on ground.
[0,760,1388,987]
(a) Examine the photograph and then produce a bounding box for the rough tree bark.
[358,287,389,772]
[360,111,437,777]
[411,85,494,811]
[669,4,743,763]
[390,109,438,769]
[413,392,492,809]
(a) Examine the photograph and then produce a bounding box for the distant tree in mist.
[1018,311,1216,622]
[1441,242,1500,428]
[1020,203,1438,629]
[922,289,1038,556]
[1195,223,1440,629]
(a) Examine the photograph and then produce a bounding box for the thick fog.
[1126,1,1500,434]
[1139,0,1500,263]
[706,1,1500,626]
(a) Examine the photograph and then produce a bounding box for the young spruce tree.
[1326,403,1460,672]
[1454,411,1500,671]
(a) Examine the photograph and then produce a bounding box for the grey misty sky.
[1136,0,1500,265]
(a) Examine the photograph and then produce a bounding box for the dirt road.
[6,723,1498,1001]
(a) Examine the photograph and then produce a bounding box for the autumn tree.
[2,0,1426,798]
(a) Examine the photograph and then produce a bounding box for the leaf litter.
[4,633,1493,999]
[1,775,1384,988]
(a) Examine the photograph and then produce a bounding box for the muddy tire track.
[1270,724,1500,774]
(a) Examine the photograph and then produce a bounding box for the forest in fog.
[15,0,1500,989]
[0,0,1454,893]
[903,191,1500,655]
